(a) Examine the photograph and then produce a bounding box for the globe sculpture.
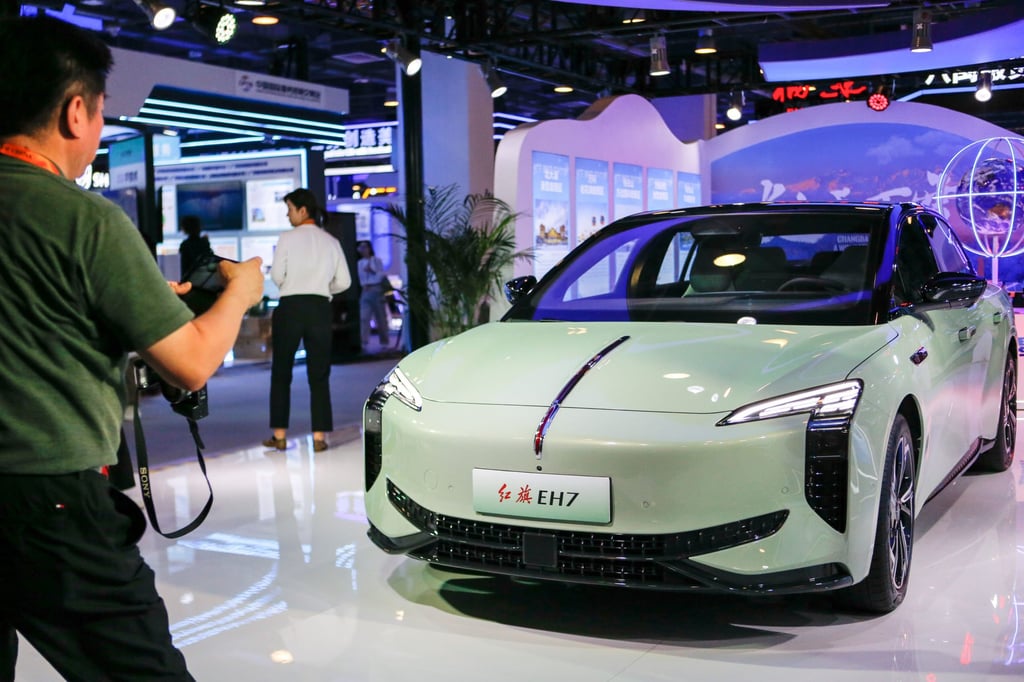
[935,136,1024,284]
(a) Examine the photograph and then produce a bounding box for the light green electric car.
[364,202,1017,613]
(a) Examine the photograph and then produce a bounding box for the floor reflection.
[12,429,1024,682]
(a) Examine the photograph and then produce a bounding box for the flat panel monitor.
[176,181,245,232]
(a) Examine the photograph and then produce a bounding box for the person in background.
[178,214,212,277]
[0,15,265,681]
[356,239,390,351]
[264,188,351,453]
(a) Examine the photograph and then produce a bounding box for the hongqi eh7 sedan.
[364,202,1017,613]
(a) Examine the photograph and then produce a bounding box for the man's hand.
[140,257,265,392]
[168,281,192,296]
[219,257,264,308]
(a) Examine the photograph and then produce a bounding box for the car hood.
[400,321,896,414]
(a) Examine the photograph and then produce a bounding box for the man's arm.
[139,258,265,391]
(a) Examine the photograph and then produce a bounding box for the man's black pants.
[0,470,193,681]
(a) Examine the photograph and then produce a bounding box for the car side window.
[924,214,974,275]
[655,232,694,286]
[894,218,940,304]
[564,239,637,301]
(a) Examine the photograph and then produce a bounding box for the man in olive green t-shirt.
[0,16,264,682]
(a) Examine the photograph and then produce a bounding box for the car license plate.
[472,469,610,523]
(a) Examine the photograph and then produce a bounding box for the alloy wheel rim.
[1003,360,1017,452]
[887,434,914,590]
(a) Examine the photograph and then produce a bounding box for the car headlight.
[717,380,862,426]
[364,367,422,492]
[368,366,422,412]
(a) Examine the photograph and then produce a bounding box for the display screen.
[176,181,245,232]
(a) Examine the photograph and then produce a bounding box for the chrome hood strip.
[533,335,630,460]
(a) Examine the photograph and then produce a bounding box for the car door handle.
[993,311,1003,325]
[958,325,977,342]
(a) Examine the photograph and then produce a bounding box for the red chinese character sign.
[935,137,1024,284]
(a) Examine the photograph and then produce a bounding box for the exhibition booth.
[495,86,1024,294]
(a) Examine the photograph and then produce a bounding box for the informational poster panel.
[245,178,295,231]
[156,150,305,238]
[208,237,240,261]
[108,136,146,192]
[531,151,571,279]
[647,168,674,211]
[155,237,183,281]
[613,162,643,220]
[241,235,280,297]
[575,157,609,245]
[677,171,702,208]
[240,235,279,269]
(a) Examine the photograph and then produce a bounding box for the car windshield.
[505,209,886,325]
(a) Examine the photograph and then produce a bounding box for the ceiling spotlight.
[695,29,717,55]
[910,8,933,53]
[384,38,422,76]
[553,85,574,93]
[483,65,507,98]
[251,15,278,26]
[976,72,993,102]
[726,91,744,121]
[131,0,176,30]
[649,35,670,77]
[866,84,891,111]
[191,3,237,44]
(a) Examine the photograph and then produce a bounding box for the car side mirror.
[920,272,987,306]
[504,275,537,304]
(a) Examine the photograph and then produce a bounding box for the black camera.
[178,254,232,316]
[130,254,234,421]
[132,358,209,420]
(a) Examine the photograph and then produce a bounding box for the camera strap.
[130,400,214,539]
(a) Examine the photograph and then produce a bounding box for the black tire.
[973,349,1017,472]
[836,414,916,613]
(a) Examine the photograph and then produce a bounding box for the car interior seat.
[733,246,788,291]
[685,237,742,294]
[821,245,869,290]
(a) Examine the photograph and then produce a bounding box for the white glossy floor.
[13,423,1024,681]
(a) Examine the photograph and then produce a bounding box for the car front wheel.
[836,413,916,613]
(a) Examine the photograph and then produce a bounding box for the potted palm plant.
[379,184,533,341]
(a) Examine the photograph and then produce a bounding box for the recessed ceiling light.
[553,85,574,93]
[252,15,278,25]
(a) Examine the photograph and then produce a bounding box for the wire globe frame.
[935,137,1024,265]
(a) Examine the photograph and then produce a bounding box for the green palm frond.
[378,184,533,340]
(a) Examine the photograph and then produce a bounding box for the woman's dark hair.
[356,240,375,256]
[283,188,325,226]
[0,16,112,138]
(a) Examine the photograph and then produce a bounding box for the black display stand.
[324,211,362,361]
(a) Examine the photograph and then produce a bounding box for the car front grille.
[386,479,791,589]
[805,417,851,532]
